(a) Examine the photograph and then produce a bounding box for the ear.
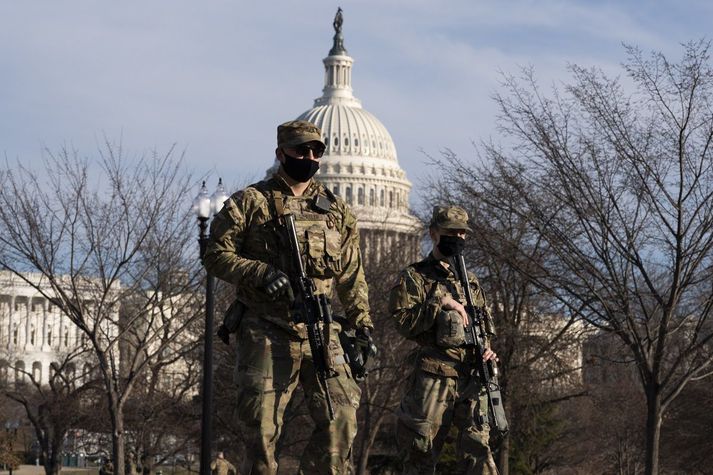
[275,148,285,164]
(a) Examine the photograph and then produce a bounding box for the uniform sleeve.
[389,267,442,339]
[203,189,272,286]
[334,205,372,329]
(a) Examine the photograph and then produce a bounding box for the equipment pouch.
[217,299,246,345]
[334,316,371,382]
[435,309,466,348]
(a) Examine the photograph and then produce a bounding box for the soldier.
[389,206,500,475]
[126,452,138,475]
[99,460,114,475]
[203,120,373,475]
[211,452,237,475]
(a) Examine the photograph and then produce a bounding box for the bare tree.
[353,255,417,475]
[461,40,713,474]
[1,350,98,475]
[0,143,204,475]
[123,300,203,475]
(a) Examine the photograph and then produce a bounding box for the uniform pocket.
[397,369,448,438]
[306,227,325,258]
[435,309,466,348]
[305,227,328,275]
[324,229,342,272]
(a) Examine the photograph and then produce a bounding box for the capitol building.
[290,10,422,268]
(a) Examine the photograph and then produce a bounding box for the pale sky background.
[1,0,711,199]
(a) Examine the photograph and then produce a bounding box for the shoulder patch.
[322,186,338,204]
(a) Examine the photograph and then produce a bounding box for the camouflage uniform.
[211,455,238,475]
[203,121,371,475]
[389,207,498,475]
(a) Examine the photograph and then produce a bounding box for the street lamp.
[192,179,228,475]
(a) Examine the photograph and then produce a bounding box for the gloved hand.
[262,268,294,302]
[355,326,377,357]
[217,324,231,345]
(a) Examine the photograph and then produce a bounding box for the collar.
[425,252,453,278]
[270,172,322,197]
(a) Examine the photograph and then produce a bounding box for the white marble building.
[0,271,110,386]
[0,270,195,393]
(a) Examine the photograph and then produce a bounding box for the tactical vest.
[411,259,496,338]
[250,180,343,297]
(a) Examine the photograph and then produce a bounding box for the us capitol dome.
[293,9,422,266]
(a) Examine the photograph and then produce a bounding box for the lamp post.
[192,179,228,475]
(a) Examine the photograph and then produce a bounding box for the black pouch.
[217,299,246,345]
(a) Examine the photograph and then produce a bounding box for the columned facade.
[0,272,92,386]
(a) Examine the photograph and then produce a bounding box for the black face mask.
[282,154,320,182]
[437,235,465,257]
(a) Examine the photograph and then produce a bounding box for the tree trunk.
[644,388,662,475]
[46,437,62,475]
[498,433,510,475]
[112,407,126,475]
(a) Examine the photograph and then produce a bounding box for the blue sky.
[1,0,711,198]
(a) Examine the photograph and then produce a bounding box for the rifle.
[452,253,509,436]
[283,212,337,420]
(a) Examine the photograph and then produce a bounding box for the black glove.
[355,326,377,357]
[262,268,294,302]
[217,324,231,345]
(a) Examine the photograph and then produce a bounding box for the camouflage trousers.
[396,358,498,475]
[234,316,361,475]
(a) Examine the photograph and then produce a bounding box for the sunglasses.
[291,143,326,159]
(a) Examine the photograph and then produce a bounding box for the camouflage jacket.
[389,253,495,365]
[204,173,372,334]
[210,458,237,475]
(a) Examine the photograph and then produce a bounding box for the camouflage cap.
[277,120,325,148]
[430,205,472,232]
